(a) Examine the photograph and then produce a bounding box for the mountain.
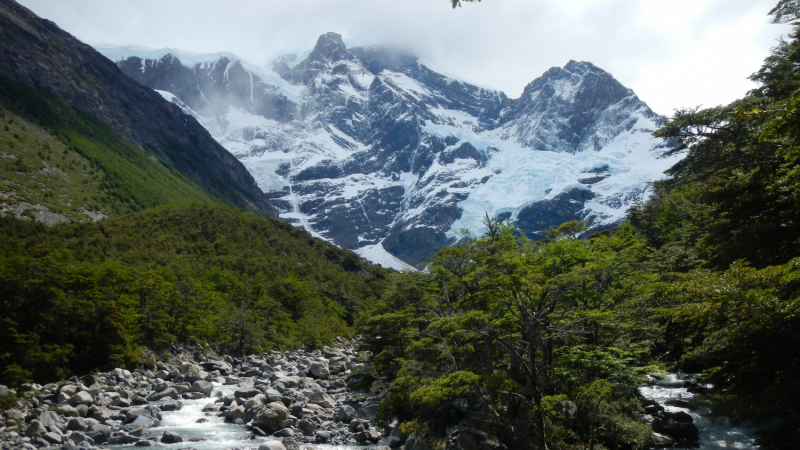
[105,33,679,269]
[0,0,277,221]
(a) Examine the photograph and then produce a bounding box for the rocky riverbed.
[0,341,405,450]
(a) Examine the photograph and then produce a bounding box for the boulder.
[335,405,356,423]
[107,434,140,445]
[147,387,178,401]
[42,432,63,445]
[663,410,693,423]
[306,391,335,409]
[69,391,95,406]
[225,405,245,423]
[128,414,159,429]
[250,402,290,433]
[258,441,286,450]
[297,418,315,435]
[67,417,87,431]
[234,387,261,400]
[457,428,507,450]
[354,429,382,444]
[652,418,699,442]
[56,404,81,417]
[281,437,300,450]
[309,361,330,379]
[125,408,152,424]
[161,431,184,444]
[25,420,47,438]
[161,400,183,411]
[273,428,295,438]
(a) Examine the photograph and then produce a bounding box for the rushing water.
[106,382,357,450]
[639,374,759,450]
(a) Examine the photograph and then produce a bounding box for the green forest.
[2,1,800,449]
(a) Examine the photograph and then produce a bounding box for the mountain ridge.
[0,0,278,218]
[104,32,679,269]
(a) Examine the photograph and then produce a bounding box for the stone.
[56,404,81,417]
[161,431,184,444]
[234,387,261,400]
[61,385,79,397]
[314,430,331,443]
[297,418,315,435]
[354,429,382,444]
[356,403,379,420]
[225,405,245,422]
[652,432,676,447]
[273,428,294,437]
[264,388,282,403]
[334,405,356,423]
[553,400,577,418]
[0,384,9,397]
[112,397,132,408]
[42,431,63,444]
[257,441,286,450]
[652,418,699,442]
[126,408,152,423]
[147,387,178,401]
[281,437,300,450]
[107,434,140,445]
[663,410,693,423]
[189,380,214,397]
[134,440,153,447]
[309,362,330,380]
[25,420,47,438]
[305,391,335,409]
[289,401,304,418]
[250,402,290,433]
[75,403,90,417]
[67,418,87,431]
[183,392,207,400]
[128,414,159,429]
[69,391,94,406]
[457,428,507,450]
[161,400,183,411]
[68,431,94,445]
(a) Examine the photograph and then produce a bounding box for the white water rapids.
[106,382,356,450]
[639,374,759,449]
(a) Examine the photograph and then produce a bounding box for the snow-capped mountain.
[99,33,679,269]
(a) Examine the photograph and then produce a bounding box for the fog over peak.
[17,0,792,115]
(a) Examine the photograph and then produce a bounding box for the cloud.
[17,0,792,114]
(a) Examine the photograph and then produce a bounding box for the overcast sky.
[17,0,793,115]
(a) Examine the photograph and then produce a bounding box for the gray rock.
[334,405,356,423]
[257,441,286,450]
[107,434,141,445]
[306,391,335,409]
[297,418,315,435]
[69,391,94,406]
[309,362,330,380]
[161,431,184,444]
[273,428,294,437]
[0,384,9,397]
[147,387,178,401]
[281,437,300,450]
[67,418,87,431]
[161,400,183,411]
[234,387,261,400]
[652,418,699,442]
[225,405,245,423]
[250,402,290,433]
[189,380,214,397]
[128,414,159,429]
[357,403,379,421]
[354,429,382,444]
[112,397,132,408]
[183,392,207,400]
[25,420,47,438]
[42,432,63,444]
[663,410,693,423]
[56,404,81,417]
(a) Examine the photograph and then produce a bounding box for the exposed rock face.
[107,33,677,269]
[0,0,277,218]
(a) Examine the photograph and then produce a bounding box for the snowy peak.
[109,34,679,270]
[511,60,657,153]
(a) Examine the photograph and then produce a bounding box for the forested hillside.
[0,204,390,385]
[348,2,800,449]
